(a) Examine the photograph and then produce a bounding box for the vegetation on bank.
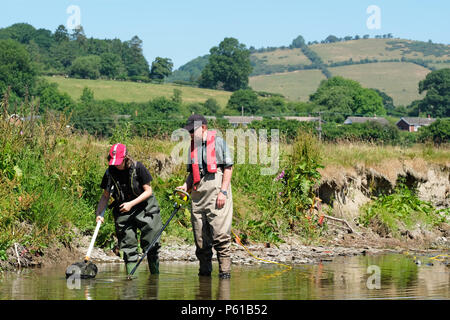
[359,181,448,237]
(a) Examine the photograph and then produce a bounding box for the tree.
[54,25,69,43]
[204,98,220,115]
[227,89,259,114]
[0,39,37,98]
[69,55,101,79]
[418,68,450,117]
[310,77,385,122]
[100,53,125,79]
[199,37,252,91]
[32,28,53,50]
[325,35,339,43]
[291,35,306,48]
[123,36,150,77]
[371,89,395,114]
[50,40,78,69]
[70,26,86,43]
[418,119,450,145]
[37,81,74,112]
[150,57,173,80]
[80,87,94,104]
[1,23,36,44]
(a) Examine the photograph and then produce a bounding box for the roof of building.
[396,117,436,126]
[284,116,320,122]
[223,116,263,124]
[344,116,389,125]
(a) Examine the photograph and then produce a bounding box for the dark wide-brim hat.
[183,114,207,132]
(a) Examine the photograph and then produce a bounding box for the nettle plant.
[277,132,324,238]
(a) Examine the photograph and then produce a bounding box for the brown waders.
[113,196,162,275]
[190,168,233,278]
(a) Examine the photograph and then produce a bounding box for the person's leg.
[191,208,213,276]
[114,210,138,275]
[209,171,233,279]
[136,209,163,275]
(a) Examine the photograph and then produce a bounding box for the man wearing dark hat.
[95,143,163,275]
[178,114,234,279]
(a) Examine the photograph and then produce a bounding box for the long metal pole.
[127,203,181,278]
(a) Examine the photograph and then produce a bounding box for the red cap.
[109,143,127,166]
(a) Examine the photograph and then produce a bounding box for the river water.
[0,254,448,300]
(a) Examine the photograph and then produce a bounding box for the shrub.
[418,119,450,145]
[359,182,449,237]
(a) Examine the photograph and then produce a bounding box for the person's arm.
[119,184,152,213]
[178,172,193,193]
[221,166,233,191]
[216,166,232,209]
[95,189,110,223]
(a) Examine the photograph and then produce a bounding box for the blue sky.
[1,0,448,68]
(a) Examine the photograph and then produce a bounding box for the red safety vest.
[191,130,217,188]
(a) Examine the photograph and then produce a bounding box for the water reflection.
[0,255,448,300]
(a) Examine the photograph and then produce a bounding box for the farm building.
[343,116,389,125]
[396,117,436,132]
[223,116,263,127]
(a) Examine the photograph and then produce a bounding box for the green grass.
[328,62,430,106]
[320,142,450,168]
[249,69,326,101]
[44,76,232,107]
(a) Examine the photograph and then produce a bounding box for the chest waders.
[190,133,233,279]
[108,162,162,275]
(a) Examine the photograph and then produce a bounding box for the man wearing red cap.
[178,115,234,279]
[95,143,163,275]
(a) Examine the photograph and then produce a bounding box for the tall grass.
[0,95,105,258]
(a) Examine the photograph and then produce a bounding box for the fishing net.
[65,261,98,279]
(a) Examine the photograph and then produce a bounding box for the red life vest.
[191,130,217,188]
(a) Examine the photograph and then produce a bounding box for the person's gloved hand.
[96,216,104,223]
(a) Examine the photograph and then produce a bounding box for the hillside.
[328,62,430,106]
[45,76,232,107]
[249,69,325,101]
[310,38,450,64]
[174,37,449,106]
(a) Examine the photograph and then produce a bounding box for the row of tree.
[0,23,173,81]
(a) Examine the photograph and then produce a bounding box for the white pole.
[85,220,102,261]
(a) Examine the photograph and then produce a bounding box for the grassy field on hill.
[252,48,312,66]
[249,69,326,101]
[249,61,430,105]
[429,62,450,70]
[310,39,450,64]
[45,76,232,107]
[328,62,429,106]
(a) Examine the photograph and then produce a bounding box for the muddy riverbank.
[2,220,448,272]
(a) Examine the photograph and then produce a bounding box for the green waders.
[114,195,162,275]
